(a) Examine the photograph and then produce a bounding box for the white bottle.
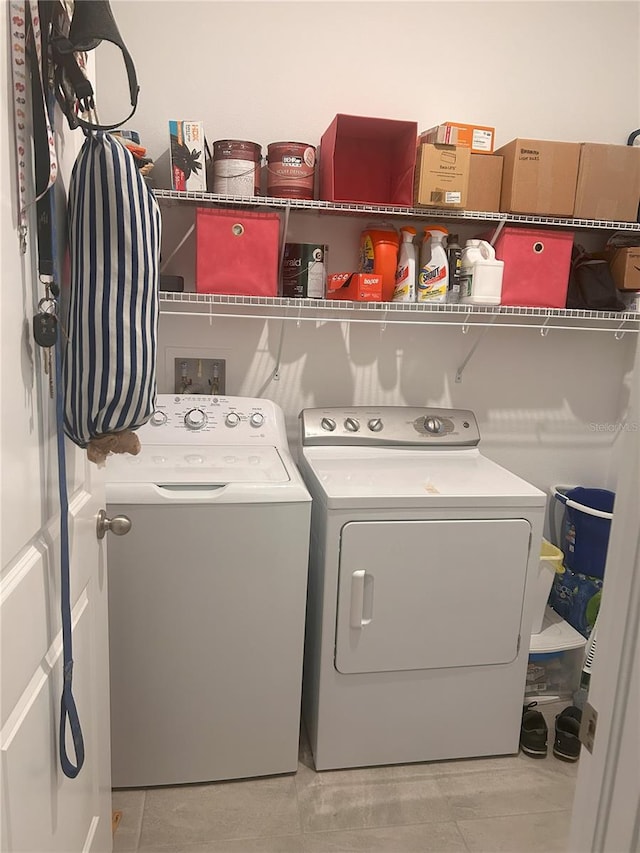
[459,239,504,305]
[417,226,449,303]
[393,226,417,302]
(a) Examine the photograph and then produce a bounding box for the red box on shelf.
[195,207,280,296]
[326,272,383,301]
[484,227,574,308]
[319,114,418,206]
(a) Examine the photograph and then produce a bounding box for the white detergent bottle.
[459,239,504,305]
[393,226,417,302]
[417,226,449,303]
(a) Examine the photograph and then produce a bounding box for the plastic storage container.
[526,608,587,702]
[531,539,564,634]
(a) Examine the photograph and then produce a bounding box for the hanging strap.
[29,6,86,777]
[50,0,139,132]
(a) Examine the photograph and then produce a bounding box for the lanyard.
[10,0,58,253]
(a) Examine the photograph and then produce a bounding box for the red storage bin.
[489,227,574,308]
[319,114,418,206]
[196,207,280,296]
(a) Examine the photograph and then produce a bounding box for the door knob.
[96,509,132,540]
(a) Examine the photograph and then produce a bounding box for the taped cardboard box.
[495,138,580,216]
[573,143,640,222]
[420,122,495,154]
[414,144,470,209]
[466,154,503,212]
[606,247,640,291]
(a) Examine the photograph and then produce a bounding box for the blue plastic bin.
[552,486,615,581]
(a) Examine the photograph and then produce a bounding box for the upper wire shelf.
[152,189,640,232]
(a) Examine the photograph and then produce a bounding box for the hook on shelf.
[461,312,473,334]
[615,320,628,340]
[540,317,552,337]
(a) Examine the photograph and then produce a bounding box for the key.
[33,309,58,348]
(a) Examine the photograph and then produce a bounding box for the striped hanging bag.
[64,132,161,464]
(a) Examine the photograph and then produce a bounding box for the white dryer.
[298,406,546,771]
[105,395,311,787]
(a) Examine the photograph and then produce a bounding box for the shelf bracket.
[256,319,287,397]
[455,313,500,383]
[615,320,628,340]
[540,316,552,337]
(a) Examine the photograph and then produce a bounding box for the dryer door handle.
[350,570,373,629]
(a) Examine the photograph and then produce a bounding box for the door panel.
[0,29,111,852]
[335,519,531,674]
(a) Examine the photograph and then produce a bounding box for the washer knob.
[225,412,241,428]
[184,408,207,430]
[150,410,167,426]
[424,416,443,434]
[249,412,264,428]
[320,417,336,432]
[344,417,360,432]
[368,418,383,432]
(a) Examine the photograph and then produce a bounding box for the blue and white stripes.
[64,132,160,447]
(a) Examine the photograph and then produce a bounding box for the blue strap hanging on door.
[28,0,85,777]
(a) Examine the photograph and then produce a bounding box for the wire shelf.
[152,189,640,233]
[159,293,640,334]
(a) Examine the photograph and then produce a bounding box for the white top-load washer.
[105,395,311,787]
[298,406,546,771]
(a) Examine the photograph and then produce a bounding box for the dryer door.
[335,518,531,674]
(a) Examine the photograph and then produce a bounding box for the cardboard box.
[466,154,503,212]
[606,247,640,291]
[495,138,581,217]
[573,143,640,222]
[420,122,495,154]
[169,121,206,191]
[414,144,470,209]
[326,272,383,301]
[319,114,418,206]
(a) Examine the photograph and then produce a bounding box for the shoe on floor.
[520,702,548,758]
[554,705,582,761]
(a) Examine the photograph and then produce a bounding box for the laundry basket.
[552,486,615,580]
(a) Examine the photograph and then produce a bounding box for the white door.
[569,337,640,852]
[335,518,532,674]
[1,22,112,853]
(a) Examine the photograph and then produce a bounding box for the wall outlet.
[174,358,226,395]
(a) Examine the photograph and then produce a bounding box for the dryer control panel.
[300,406,480,447]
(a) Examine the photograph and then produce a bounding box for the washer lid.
[104,445,290,485]
[300,447,546,509]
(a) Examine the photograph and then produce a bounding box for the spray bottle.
[392,226,417,302]
[417,226,449,303]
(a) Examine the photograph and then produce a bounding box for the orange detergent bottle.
[359,226,400,302]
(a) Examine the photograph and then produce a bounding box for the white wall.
[97,0,639,498]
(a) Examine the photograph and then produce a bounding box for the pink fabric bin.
[487,227,574,308]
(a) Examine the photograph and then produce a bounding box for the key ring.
[38,297,57,314]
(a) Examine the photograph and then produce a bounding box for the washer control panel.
[137,395,286,445]
[300,407,480,447]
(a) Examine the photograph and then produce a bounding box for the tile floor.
[112,704,578,853]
